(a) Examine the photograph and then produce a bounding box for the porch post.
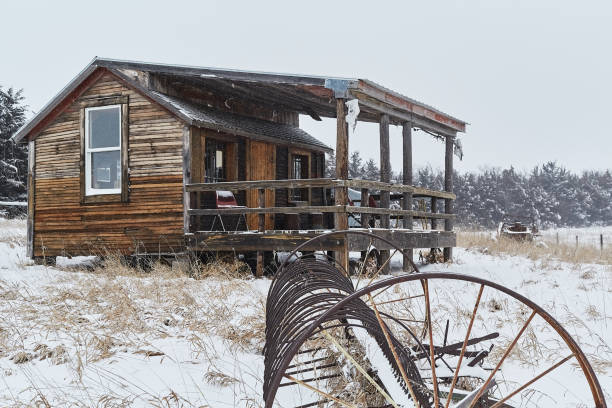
[444,135,454,261]
[27,139,35,259]
[402,122,413,271]
[335,98,349,273]
[182,126,192,234]
[379,114,390,274]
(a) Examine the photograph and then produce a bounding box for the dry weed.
[457,231,612,266]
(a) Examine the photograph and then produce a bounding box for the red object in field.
[216,190,239,208]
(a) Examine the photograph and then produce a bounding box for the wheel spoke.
[283,374,357,408]
[423,279,440,408]
[365,248,399,287]
[444,284,485,408]
[490,354,574,408]
[323,331,400,408]
[467,310,537,408]
[355,240,374,291]
[368,293,421,405]
[371,294,425,307]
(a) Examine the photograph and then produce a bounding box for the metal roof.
[151,91,332,152]
[12,57,468,143]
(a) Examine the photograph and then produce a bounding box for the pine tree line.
[0,86,28,203]
[327,151,612,229]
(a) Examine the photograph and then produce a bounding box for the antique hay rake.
[263,231,606,408]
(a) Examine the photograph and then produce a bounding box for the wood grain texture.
[33,74,185,257]
[444,135,455,261]
[246,140,275,229]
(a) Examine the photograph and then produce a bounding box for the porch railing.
[184,178,454,233]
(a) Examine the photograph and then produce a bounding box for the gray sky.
[2,0,610,174]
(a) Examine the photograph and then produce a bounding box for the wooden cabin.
[13,58,467,274]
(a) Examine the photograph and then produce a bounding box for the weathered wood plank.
[379,113,390,273]
[27,140,35,259]
[444,135,454,261]
[347,230,456,251]
[402,122,413,271]
[335,98,349,272]
[188,230,455,252]
[189,231,345,251]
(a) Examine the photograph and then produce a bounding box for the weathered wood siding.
[274,146,289,229]
[33,73,185,257]
[246,141,275,230]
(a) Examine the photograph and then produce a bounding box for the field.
[0,218,610,407]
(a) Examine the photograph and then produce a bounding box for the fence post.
[601,234,604,256]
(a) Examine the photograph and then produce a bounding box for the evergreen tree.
[325,151,336,178]
[362,159,379,181]
[0,86,28,203]
[348,151,364,179]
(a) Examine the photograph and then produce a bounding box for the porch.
[184,177,456,275]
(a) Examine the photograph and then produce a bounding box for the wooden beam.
[431,198,438,230]
[350,93,459,138]
[335,98,349,272]
[26,140,35,259]
[188,205,454,219]
[257,188,265,277]
[188,230,456,252]
[379,113,390,274]
[190,231,345,251]
[183,126,192,234]
[402,122,413,271]
[186,178,456,200]
[356,80,466,132]
[360,188,370,227]
[444,135,454,261]
[186,178,335,192]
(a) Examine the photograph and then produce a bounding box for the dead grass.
[457,231,612,266]
[0,246,266,406]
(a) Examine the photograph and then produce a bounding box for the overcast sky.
[2,0,610,174]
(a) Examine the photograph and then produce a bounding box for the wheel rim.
[264,230,607,408]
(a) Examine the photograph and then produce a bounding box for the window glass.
[89,108,120,148]
[205,139,226,182]
[91,151,121,189]
[85,105,121,195]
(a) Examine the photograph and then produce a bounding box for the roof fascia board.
[12,59,101,143]
[357,79,466,132]
[352,92,458,138]
[95,58,346,87]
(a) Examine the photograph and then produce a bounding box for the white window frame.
[85,105,122,196]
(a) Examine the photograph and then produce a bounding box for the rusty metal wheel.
[264,230,607,408]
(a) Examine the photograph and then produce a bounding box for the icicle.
[454,136,464,160]
[345,99,360,132]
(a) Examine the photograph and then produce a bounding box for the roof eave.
[356,79,467,133]
[12,57,100,143]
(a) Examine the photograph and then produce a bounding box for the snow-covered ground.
[0,219,609,407]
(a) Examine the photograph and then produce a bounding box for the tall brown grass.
[457,231,612,266]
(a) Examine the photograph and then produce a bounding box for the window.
[290,154,309,201]
[85,105,121,195]
[205,139,226,182]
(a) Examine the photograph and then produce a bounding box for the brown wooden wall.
[33,73,186,257]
